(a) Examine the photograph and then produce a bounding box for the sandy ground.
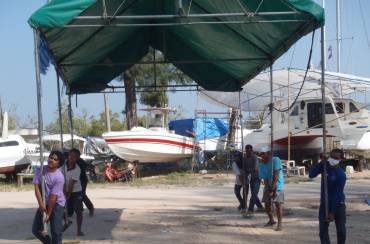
[0,172,369,244]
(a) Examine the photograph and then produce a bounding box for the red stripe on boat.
[105,138,194,149]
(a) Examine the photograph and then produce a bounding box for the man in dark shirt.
[71,149,95,217]
[309,148,346,244]
[244,145,263,214]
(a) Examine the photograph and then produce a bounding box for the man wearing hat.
[309,149,346,244]
[258,146,284,231]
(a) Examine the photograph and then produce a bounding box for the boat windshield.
[149,114,164,128]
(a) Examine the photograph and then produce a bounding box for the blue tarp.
[169,118,229,141]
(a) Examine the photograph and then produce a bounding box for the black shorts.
[67,191,83,216]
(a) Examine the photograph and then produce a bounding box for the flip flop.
[62,220,72,232]
[264,220,277,227]
[275,224,282,231]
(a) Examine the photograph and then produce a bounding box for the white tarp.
[199,68,370,112]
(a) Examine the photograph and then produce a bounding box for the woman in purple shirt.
[32,151,65,244]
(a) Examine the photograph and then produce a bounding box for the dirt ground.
[0,171,369,244]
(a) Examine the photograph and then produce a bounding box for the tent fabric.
[28,0,324,94]
[169,118,229,141]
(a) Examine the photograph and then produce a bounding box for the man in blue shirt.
[309,148,346,244]
[258,147,284,231]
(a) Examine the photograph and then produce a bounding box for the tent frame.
[32,4,329,236]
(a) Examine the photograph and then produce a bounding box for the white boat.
[200,68,370,160]
[0,112,33,175]
[0,135,33,175]
[103,108,195,163]
[28,134,95,166]
[244,97,370,160]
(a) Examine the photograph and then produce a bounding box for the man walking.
[232,151,245,211]
[63,149,84,236]
[309,149,346,244]
[32,151,65,244]
[259,147,284,231]
[74,149,95,216]
[244,145,263,214]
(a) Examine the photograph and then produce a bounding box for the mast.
[336,0,341,73]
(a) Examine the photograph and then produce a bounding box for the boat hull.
[103,129,195,163]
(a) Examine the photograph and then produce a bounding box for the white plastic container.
[345,165,354,174]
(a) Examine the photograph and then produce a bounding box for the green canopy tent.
[29,0,324,94]
[29,1,328,236]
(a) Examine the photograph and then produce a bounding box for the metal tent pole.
[238,91,247,212]
[33,29,48,236]
[321,0,329,220]
[270,65,274,155]
[68,94,74,148]
[287,68,291,162]
[56,73,64,150]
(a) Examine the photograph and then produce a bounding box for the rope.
[273,28,316,113]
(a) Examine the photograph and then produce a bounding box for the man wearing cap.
[258,146,284,231]
[309,149,346,244]
[244,144,263,214]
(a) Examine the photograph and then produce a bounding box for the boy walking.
[63,149,84,236]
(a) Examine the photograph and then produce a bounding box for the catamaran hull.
[0,157,31,174]
[103,131,195,163]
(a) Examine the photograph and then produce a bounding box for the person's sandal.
[62,220,72,232]
[77,231,85,236]
[89,208,94,217]
[275,223,282,231]
[264,220,277,227]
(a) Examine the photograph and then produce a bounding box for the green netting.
[29,0,324,94]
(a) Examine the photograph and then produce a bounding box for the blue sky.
[1,0,370,127]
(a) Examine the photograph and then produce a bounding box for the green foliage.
[123,48,193,107]
[45,101,125,136]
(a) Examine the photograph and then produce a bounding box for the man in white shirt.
[63,149,84,236]
[232,151,245,211]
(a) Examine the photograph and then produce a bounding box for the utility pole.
[104,92,111,132]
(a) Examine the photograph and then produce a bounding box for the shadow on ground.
[0,208,123,242]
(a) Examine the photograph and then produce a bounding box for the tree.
[122,71,137,130]
[45,102,124,136]
[20,115,38,128]
[119,48,193,129]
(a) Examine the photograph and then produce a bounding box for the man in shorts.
[258,146,285,231]
[63,149,84,236]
